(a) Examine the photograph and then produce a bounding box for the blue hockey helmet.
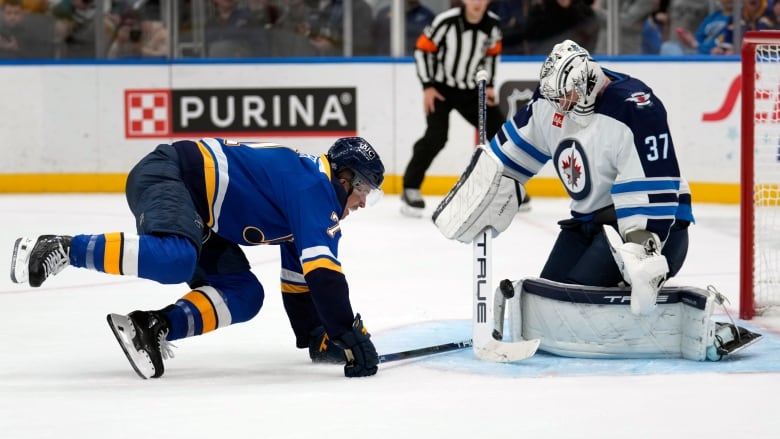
[327,137,385,204]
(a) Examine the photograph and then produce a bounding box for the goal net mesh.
[749,39,780,315]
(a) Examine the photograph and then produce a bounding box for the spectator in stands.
[660,0,711,55]
[19,0,49,13]
[641,0,671,54]
[248,0,280,28]
[488,0,529,55]
[524,0,599,55]
[51,0,98,59]
[772,1,780,27]
[106,8,168,58]
[676,0,772,55]
[618,0,660,54]
[270,0,319,56]
[309,0,374,56]
[205,0,268,57]
[372,0,435,56]
[743,0,774,31]
[0,0,54,58]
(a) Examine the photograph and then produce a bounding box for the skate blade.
[10,237,32,284]
[723,328,763,356]
[106,313,155,379]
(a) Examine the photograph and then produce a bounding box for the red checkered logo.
[552,112,564,128]
[125,89,171,138]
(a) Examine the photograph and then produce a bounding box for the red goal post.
[740,31,780,319]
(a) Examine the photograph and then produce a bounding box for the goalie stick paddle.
[378,339,474,363]
[473,229,540,362]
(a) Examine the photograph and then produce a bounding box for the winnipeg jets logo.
[626,92,652,107]
[561,149,582,187]
[553,139,591,200]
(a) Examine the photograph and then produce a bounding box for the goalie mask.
[539,40,606,126]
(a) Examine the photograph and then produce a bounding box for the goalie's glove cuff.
[332,314,378,377]
[617,231,669,316]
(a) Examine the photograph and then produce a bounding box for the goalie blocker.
[494,277,761,361]
[432,145,525,243]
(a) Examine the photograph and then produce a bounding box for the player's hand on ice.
[333,313,378,377]
[308,326,345,364]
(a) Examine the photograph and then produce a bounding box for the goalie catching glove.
[332,313,378,377]
[605,227,669,316]
[432,146,525,243]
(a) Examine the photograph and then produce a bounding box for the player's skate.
[10,235,72,287]
[401,188,425,218]
[107,310,174,379]
[706,322,763,360]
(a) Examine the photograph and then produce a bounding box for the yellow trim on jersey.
[183,290,218,333]
[196,141,217,228]
[103,232,123,275]
[281,283,310,293]
[320,154,332,180]
[302,258,343,275]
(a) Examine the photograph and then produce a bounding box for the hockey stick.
[378,339,473,363]
[472,71,539,362]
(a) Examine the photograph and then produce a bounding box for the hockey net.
[741,31,780,319]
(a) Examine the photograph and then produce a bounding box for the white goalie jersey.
[491,69,695,242]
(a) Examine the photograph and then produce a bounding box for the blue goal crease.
[372,319,780,378]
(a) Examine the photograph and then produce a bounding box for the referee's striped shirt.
[414,6,502,90]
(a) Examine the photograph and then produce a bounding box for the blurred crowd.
[0,0,777,60]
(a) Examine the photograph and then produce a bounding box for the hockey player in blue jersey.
[434,40,694,316]
[10,136,384,379]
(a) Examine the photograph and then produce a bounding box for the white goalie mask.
[538,40,606,126]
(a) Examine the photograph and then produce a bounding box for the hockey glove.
[614,230,669,316]
[332,313,379,377]
[308,326,345,364]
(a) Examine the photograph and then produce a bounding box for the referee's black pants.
[403,84,504,189]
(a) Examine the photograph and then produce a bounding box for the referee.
[401,0,504,217]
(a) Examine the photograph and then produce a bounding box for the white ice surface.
[1,194,778,438]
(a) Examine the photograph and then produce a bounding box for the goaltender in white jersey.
[435,39,694,316]
[433,40,761,361]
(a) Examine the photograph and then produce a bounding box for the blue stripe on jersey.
[502,121,552,164]
[611,179,680,194]
[490,141,534,178]
[676,202,695,223]
[616,205,678,219]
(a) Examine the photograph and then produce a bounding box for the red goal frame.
[740,31,780,319]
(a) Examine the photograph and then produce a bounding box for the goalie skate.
[708,322,763,360]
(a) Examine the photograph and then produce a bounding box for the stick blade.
[474,338,540,363]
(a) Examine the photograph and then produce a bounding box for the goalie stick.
[378,339,473,363]
[471,70,539,362]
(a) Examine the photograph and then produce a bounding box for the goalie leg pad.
[432,146,524,243]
